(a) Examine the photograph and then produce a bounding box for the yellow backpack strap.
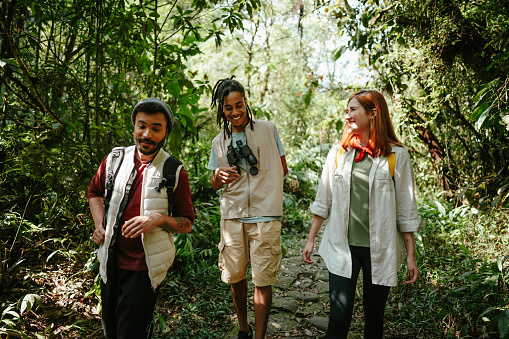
[388,152,395,178]
[335,146,345,169]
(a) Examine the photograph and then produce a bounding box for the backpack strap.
[335,146,396,178]
[155,155,183,216]
[335,146,345,169]
[104,147,125,214]
[387,152,395,178]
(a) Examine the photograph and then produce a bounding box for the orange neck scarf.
[352,139,374,162]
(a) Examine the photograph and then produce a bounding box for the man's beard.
[134,137,165,156]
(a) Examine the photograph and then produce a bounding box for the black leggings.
[326,246,390,339]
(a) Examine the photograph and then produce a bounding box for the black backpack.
[103,147,182,219]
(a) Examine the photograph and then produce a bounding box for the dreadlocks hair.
[210,76,255,139]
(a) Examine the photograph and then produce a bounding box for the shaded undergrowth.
[1,198,509,338]
[386,200,509,338]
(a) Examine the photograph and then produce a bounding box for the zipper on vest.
[246,134,253,216]
[248,169,252,216]
[141,164,150,279]
[256,146,260,169]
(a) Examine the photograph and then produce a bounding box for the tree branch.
[400,98,458,192]
[0,15,65,130]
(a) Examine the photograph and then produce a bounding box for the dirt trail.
[224,234,364,339]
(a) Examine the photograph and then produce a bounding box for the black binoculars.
[227,140,259,175]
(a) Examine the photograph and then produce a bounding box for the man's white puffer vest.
[97,145,182,289]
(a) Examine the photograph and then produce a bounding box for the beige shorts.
[217,219,282,287]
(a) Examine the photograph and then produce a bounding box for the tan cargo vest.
[212,120,284,219]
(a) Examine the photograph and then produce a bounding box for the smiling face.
[223,91,248,133]
[133,111,168,161]
[345,97,373,144]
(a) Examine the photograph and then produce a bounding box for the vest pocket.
[145,177,162,190]
[255,146,261,172]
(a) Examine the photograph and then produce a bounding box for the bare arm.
[302,215,325,264]
[281,155,288,177]
[89,197,106,245]
[403,232,418,284]
[121,213,192,239]
[158,215,193,233]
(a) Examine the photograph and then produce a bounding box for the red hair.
[340,90,402,157]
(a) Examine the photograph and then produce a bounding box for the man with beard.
[88,98,194,339]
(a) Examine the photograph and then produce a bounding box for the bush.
[388,199,509,337]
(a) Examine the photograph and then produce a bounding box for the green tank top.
[348,149,372,247]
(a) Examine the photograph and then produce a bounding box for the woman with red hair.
[302,90,423,338]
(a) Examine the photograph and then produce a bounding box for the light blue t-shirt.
[208,124,286,223]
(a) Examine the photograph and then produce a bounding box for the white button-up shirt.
[310,144,424,286]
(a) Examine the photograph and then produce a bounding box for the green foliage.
[0,293,44,339]
[153,258,233,338]
[181,138,216,201]
[282,142,332,233]
[2,0,509,337]
[388,199,509,337]
[173,200,221,266]
[19,294,42,316]
[321,0,509,202]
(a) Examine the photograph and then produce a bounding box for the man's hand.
[122,213,160,238]
[92,224,106,245]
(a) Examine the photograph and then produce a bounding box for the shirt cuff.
[398,218,425,233]
[310,201,330,220]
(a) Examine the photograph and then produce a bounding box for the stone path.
[224,236,364,339]
[268,251,330,338]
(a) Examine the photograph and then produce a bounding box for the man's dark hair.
[211,76,255,138]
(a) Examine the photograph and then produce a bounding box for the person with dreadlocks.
[207,76,288,339]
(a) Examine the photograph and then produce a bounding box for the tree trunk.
[403,100,458,194]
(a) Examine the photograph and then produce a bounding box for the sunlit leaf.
[475,106,491,131]
[434,201,447,216]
